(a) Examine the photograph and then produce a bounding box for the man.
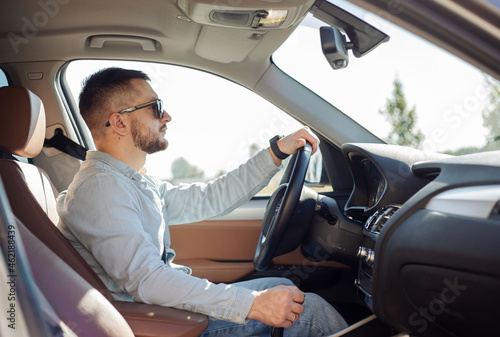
[57,67,347,336]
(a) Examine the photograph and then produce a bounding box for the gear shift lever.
[271,327,284,337]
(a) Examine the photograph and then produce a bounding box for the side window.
[0,69,9,88]
[64,60,331,195]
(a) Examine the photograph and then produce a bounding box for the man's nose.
[162,110,172,123]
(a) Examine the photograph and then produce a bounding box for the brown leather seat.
[16,215,136,337]
[0,86,208,337]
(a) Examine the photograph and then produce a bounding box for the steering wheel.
[254,142,312,271]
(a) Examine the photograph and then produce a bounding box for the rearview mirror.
[320,26,351,70]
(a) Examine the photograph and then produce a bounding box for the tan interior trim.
[171,219,349,284]
[170,219,262,261]
[176,259,255,284]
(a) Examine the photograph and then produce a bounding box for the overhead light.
[257,10,288,28]
[209,9,288,28]
[176,0,313,29]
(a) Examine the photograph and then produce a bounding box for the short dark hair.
[79,67,150,138]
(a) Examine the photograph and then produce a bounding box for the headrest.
[0,86,46,158]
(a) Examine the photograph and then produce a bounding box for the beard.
[130,119,168,154]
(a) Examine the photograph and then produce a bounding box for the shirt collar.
[85,151,145,181]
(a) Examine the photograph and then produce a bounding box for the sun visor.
[194,26,265,63]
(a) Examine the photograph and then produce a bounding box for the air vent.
[364,205,400,235]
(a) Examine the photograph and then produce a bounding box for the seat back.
[18,216,136,337]
[0,86,113,300]
[0,86,209,336]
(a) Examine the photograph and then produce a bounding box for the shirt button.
[126,172,131,177]
[141,184,145,188]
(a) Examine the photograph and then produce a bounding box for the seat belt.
[44,128,88,161]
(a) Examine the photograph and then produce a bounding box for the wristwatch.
[269,135,289,160]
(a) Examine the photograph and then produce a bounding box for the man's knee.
[233,277,295,291]
[301,293,348,332]
[304,292,328,309]
[257,277,295,289]
[275,277,295,287]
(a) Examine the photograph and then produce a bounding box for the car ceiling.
[0,0,312,88]
[1,0,499,90]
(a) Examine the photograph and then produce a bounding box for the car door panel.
[170,217,348,284]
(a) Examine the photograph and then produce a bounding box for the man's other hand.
[247,285,305,328]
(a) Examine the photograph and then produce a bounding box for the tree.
[171,157,204,180]
[212,169,227,179]
[482,75,500,150]
[379,77,424,148]
[249,143,260,157]
[442,75,500,155]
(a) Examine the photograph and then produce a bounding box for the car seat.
[0,85,208,337]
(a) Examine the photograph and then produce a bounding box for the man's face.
[130,117,168,154]
[125,79,170,154]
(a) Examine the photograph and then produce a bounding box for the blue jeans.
[200,277,348,337]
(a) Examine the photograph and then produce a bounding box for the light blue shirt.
[56,149,280,323]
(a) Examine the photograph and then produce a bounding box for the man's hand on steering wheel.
[268,127,320,166]
[255,127,319,272]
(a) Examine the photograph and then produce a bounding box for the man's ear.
[108,113,128,136]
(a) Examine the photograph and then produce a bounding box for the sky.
[0,74,8,87]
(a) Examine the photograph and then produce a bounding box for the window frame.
[0,68,11,88]
[60,59,333,196]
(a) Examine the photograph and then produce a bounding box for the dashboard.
[302,143,500,337]
[342,143,441,216]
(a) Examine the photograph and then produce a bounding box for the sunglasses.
[105,99,164,127]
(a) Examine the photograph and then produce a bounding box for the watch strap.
[269,135,289,160]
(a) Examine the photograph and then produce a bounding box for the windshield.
[273,0,500,155]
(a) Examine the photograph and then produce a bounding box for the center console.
[354,205,400,310]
